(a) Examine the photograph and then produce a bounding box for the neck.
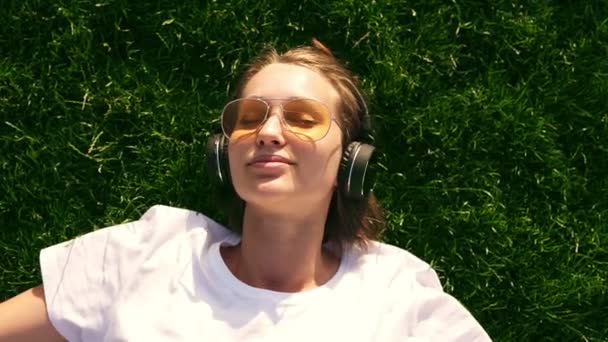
[221,197,340,292]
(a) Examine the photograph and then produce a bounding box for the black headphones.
[206,80,376,200]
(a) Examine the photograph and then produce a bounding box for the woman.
[0,40,491,341]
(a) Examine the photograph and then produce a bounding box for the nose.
[256,106,285,147]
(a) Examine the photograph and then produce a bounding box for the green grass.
[1,0,607,340]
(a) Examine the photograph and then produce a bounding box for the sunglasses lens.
[221,98,332,140]
[222,99,268,139]
[282,99,331,140]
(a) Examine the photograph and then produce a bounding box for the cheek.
[227,143,247,179]
[298,143,343,182]
[324,128,344,174]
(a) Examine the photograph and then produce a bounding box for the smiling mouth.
[246,157,294,174]
[249,160,292,168]
[247,155,294,165]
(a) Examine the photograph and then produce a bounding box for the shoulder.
[349,241,492,341]
[138,204,226,233]
[137,204,233,244]
[138,204,218,228]
[41,205,232,264]
[347,240,442,290]
[39,205,236,341]
[41,204,235,270]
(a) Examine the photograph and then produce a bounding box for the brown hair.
[223,39,385,249]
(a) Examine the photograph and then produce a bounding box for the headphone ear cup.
[338,141,376,199]
[206,134,231,185]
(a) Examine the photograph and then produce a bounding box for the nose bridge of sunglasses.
[258,109,285,131]
[267,103,284,117]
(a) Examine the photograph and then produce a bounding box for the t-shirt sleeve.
[39,218,148,341]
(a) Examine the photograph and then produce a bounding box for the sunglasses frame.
[220,97,340,142]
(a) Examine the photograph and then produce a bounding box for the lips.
[247,154,294,165]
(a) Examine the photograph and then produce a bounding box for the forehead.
[242,63,340,107]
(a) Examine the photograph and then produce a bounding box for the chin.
[235,180,295,201]
[237,183,335,211]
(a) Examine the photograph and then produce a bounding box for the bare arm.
[0,285,65,342]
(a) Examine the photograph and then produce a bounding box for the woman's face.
[227,63,344,209]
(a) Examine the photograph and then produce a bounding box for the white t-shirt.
[40,205,491,341]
